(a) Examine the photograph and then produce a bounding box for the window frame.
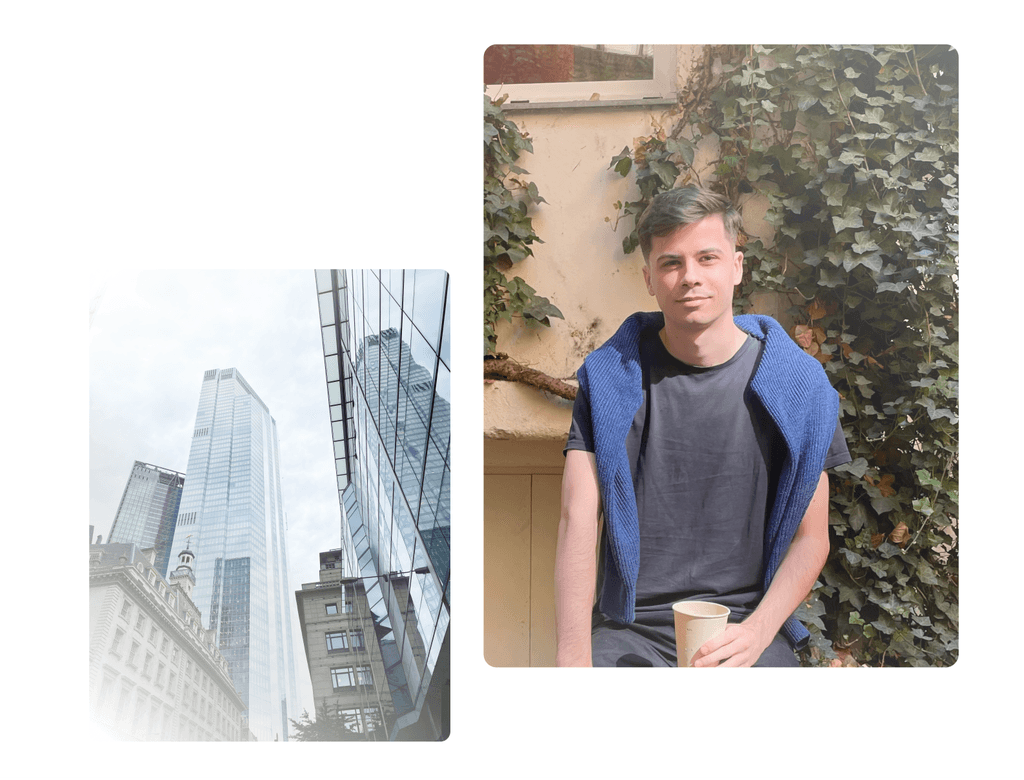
[485,44,677,107]
[325,631,349,654]
[331,666,355,689]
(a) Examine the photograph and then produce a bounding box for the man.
[556,185,850,667]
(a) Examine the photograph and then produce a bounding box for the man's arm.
[692,470,831,667]
[554,449,602,667]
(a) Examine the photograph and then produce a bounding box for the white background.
[4,3,1015,777]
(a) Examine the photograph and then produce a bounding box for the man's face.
[642,214,743,333]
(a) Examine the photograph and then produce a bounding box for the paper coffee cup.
[672,600,731,667]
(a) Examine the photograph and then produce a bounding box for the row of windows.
[96,675,241,741]
[325,629,365,653]
[330,664,373,689]
[337,705,383,735]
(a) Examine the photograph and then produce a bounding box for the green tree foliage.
[612,45,958,666]
[484,92,564,355]
[289,704,380,741]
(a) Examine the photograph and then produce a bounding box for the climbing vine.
[611,45,958,666]
[484,92,564,357]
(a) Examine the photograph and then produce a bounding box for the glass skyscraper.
[167,368,298,742]
[315,269,450,740]
[107,460,185,578]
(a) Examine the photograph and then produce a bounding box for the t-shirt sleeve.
[823,415,852,470]
[564,384,595,455]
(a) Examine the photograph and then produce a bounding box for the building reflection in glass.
[315,269,449,741]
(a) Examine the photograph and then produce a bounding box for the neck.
[659,319,747,367]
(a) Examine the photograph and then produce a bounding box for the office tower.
[166,368,298,742]
[107,461,185,578]
[89,542,248,741]
[314,269,450,740]
[295,549,393,739]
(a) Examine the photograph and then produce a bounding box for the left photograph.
[89,269,450,742]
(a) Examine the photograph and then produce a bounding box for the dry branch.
[483,357,578,401]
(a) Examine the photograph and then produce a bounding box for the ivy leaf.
[832,207,863,233]
[609,146,633,177]
[665,137,696,167]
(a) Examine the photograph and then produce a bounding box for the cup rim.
[671,600,731,618]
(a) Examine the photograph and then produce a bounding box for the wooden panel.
[483,474,532,667]
[484,438,566,474]
[529,474,563,667]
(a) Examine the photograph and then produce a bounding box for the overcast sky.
[89,268,341,716]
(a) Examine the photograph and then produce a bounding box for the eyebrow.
[655,247,723,262]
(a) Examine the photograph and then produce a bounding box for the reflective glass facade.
[168,368,298,742]
[316,269,450,740]
[108,461,184,578]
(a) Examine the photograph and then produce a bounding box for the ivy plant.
[611,45,958,666]
[484,93,563,356]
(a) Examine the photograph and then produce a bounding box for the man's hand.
[690,471,832,668]
[690,620,773,667]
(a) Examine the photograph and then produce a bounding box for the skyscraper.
[107,460,185,578]
[314,269,450,740]
[167,367,298,742]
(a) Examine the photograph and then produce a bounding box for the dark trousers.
[591,619,800,667]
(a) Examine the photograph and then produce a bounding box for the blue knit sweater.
[576,312,839,649]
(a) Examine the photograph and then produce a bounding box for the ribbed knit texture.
[576,312,839,650]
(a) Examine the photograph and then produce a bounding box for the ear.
[642,262,655,296]
[732,251,744,286]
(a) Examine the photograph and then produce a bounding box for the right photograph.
[483,44,958,668]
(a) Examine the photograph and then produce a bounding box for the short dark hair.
[637,186,741,262]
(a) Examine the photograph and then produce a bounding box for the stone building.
[89,542,247,740]
[294,549,395,739]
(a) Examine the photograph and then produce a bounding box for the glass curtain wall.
[316,269,450,740]
[168,368,299,742]
[108,460,185,578]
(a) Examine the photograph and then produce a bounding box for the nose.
[678,259,701,288]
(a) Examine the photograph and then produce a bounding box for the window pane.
[315,269,333,293]
[484,44,654,85]
[318,291,336,326]
[409,270,446,346]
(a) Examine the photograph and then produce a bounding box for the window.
[142,652,153,677]
[356,665,373,686]
[364,706,382,734]
[350,629,365,651]
[160,637,169,655]
[325,603,338,615]
[148,626,158,644]
[135,614,146,633]
[339,708,362,733]
[110,627,126,655]
[120,600,133,620]
[156,662,166,687]
[127,641,140,667]
[484,44,676,106]
[331,666,355,689]
[326,631,348,653]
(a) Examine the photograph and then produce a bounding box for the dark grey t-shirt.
[566,330,850,634]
